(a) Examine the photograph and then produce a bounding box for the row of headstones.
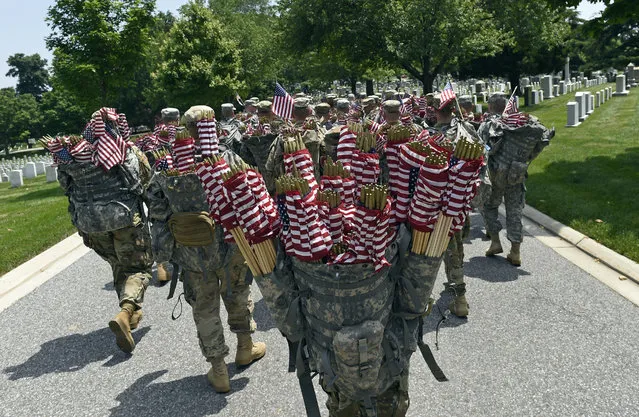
[566,88,614,127]
[522,75,608,106]
[0,155,57,188]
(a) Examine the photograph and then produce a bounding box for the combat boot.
[449,294,469,318]
[207,357,230,393]
[129,310,143,330]
[485,234,503,256]
[507,242,522,266]
[108,302,136,353]
[235,333,266,367]
[157,262,171,283]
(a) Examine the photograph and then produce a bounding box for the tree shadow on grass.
[9,186,65,202]
[109,369,248,417]
[527,147,639,255]
[3,327,150,380]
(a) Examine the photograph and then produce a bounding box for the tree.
[152,0,244,111]
[0,89,41,155]
[46,0,156,114]
[6,54,50,99]
[39,84,89,136]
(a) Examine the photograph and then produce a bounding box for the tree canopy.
[6,54,50,99]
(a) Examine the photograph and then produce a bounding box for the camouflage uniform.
[478,116,552,244]
[147,153,256,363]
[58,148,152,310]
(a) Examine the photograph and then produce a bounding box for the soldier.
[147,105,266,393]
[334,98,351,124]
[57,108,153,353]
[218,103,244,154]
[479,95,554,266]
[429,96,484,317]
[314,102,332,130]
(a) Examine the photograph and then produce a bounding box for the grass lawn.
[0,176,76,276]
[520,83,639,263]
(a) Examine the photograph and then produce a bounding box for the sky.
[0,0,608,89]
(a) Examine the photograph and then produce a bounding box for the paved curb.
[509,205,639,284]
[0,233,90,312]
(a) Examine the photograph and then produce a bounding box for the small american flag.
[503,88,519,116]
[400,97,413,115]
[273,82,294,120]
[440,81,456,108]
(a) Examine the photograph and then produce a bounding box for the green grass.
[519,83,639,263]
[0,176,76,276]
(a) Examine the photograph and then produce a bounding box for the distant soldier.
[480,94,554,266]
[58,108,153,353]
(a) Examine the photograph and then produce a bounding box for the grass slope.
[0,176,76,275]
[522,83,639,262]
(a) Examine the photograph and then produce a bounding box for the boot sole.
[507,255,521,266]
[108,319,135,353]
[485,249,503,256]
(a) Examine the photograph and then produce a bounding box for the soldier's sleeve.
[146,175,174,263]
[529,125,554,162]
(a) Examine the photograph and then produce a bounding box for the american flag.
[503,88,519,116]
[440,81,456,108]
[400,97,413,115]
[93,129,128,171]
[172,138,195,173]
[273,82,294,120]
[69,138,94,163]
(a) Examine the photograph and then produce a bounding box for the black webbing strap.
[287,339,298,373]
[295,339,321,417]
[418,316,448,382]
[167,262,181,300]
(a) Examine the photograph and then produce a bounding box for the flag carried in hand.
[273,82,295,120]
[440,81,456,108]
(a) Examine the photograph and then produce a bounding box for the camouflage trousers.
[83,224,153,310]
[483,178,525,243]
[444,229,465,294]
[183,248,257,361]
[324,368,410,417]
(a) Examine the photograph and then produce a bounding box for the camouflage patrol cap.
[383,90,398,100]
[244,99,256,107]
[335,98,350,111]
[221,103,235,111]
[358,92,367,99]
[362,97,375,106]
[161,107,180,122]
[458,95,473,106]
[256,100,272,112]
[250,96,259,102]
[294,92,307,98]
[347,93,355,100]
[488,92,508,105]
[326,93,337,99]
[183,105,214,126]
[315,102,331,115]
[383,100,401,113]
[294,96,310,109]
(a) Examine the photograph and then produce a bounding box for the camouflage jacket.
[58,148,145,234]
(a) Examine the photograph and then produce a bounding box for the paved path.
[1,213,638,417]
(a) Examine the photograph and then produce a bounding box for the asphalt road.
[1,213,638,417]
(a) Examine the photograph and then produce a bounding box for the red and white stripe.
[197,118,219,156]
[172,138,195,173]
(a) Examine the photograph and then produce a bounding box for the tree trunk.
[3,135,9,156]
[422,73,436,94]
[366,79,374,96]
[350,77,357,94]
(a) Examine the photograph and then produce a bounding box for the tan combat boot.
[207,357,230,393]
[129,310,143,330]
[485,234,503,256]
[108,302,136,353]
[157,262,171,282]
[507,242,522,266]
[235,333,266,367]
[449,295,469,318]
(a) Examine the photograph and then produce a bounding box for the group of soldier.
[54,85,552,417]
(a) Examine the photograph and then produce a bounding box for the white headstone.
[584,92,593,115]
[472,95,477,105]
[539,90,544,102]
[613,75,628,96]
[521,78,530,88]
[23,162,37,179]
[559,81,566,95]
[553,85,559,97]
[589,95,595,113]
[2,173,9,183]
[45,165,58,183]
[595,92,601,108]
[10,170,23,188]
[541,76,554,99]
[600,90,605,104]
[565,57,570,82]
[575,92,586,121]
[566,102,580,127]
[35,161,46,175]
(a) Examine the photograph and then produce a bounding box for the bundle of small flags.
[154,124,177,146]
[40,135,73,166]
[134,134,159,152]
[383,124,419,228]
[283,134,318,200]
[152,149,174,171]
[68,135,94,163]
[196,110,218,156]
[408,135,485,257]
[196,155,280,276]
[171,130,196,174]
[79,108,130,171]
[350,126,380,195]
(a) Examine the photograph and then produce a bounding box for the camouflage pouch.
[332,320,385,401]
[168,211,215,246]
[151,220,174,263]
[507,161,528,185]
[395,252,443,319]
[131,145,152,190]
[253,248,305,341]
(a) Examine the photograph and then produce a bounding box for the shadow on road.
[464,256,531,282]
[109,369,248,417]
[3,327,150,380]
